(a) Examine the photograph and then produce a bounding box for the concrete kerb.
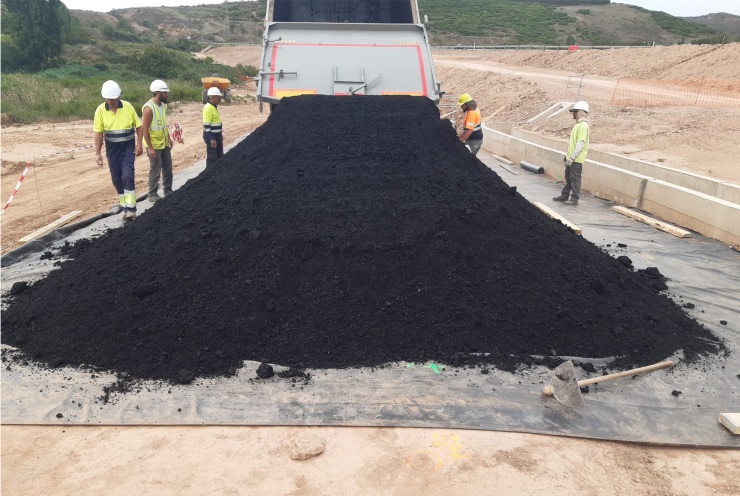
[498,124,740,205]
[482,124,740,246]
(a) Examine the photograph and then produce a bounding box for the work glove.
[564,157,573,167]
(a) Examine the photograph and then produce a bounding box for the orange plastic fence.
[610,78,740,108]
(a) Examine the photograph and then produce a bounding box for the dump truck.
[256,0,442,112]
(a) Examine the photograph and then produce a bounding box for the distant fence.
[611,78,740,108]
[433,45,655,51]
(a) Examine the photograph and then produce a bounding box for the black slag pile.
[2,96,722,383]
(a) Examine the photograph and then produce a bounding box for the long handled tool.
[542,360,673,408]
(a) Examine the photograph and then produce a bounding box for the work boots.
[552,195,568,202]
[564,199,578,206]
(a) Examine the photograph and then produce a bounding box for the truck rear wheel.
[202,90,208,104]
[224,91,232,104]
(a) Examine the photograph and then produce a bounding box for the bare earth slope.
[435,43,740,182]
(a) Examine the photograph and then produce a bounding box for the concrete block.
[719,413,740,434]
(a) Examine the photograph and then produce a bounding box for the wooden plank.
[611,206,692,238]
[533,202,582,234]
[719,413,740,434]
[19,211,83,243]
[483,105,507,123]
[489,153,514,165]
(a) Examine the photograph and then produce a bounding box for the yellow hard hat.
[458,93,473,105]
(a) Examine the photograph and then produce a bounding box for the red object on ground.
[171,123,184,144]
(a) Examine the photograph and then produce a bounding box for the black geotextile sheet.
[2,97,739,447]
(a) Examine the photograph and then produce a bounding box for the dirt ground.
[2,425,738,495]
[0,93,267,254]
[2,45,739,493]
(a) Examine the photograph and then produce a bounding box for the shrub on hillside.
[128,45,189,79]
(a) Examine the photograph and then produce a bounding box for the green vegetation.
[0,37,251,124]
[1,66,202,124]
[576,9,592,15]
[1,0,74,71]
[0,0,261,124]
[419,0,575,44]
[650,11,714,36]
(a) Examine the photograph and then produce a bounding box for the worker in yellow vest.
[142,79,175,202]
[202,87,223,166]
[553,101,590,206]
[94,80,143,220]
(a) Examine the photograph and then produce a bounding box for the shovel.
[542,360,673,408]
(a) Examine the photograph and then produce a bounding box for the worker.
[142,79,174,202]
[94,80,143,220]
[553,101,590,206]
[203,87,224,166]
[457,93,483,156]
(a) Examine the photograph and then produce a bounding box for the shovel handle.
[577,360,673,387]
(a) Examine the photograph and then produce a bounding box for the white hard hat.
[207,87,223,97]
[101,80,121,99]
[150,79,169,93]
[570,101,590,113]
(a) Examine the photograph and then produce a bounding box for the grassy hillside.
[81,0,719,47]
[419,0,718,46]
[1,3,262,123]
[685,12,740,38]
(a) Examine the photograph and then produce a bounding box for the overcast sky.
[62,0,740,17]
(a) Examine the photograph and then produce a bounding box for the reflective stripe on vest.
[203,102,222,138]
[124,190,137,209]
[143,100,168,149]
[104,128,135,143]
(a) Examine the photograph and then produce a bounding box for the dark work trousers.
[205,139,224,167]
[147,146,173,196]
[561,161,583,200]
[466,139,483,156]
[106,140,136,196]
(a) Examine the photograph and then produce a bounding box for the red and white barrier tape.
[1,162,32,215]
[2,124,184,215]
[170,123,184,144]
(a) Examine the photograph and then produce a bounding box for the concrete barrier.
[482,124,740,246]
[493,125,740,205]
